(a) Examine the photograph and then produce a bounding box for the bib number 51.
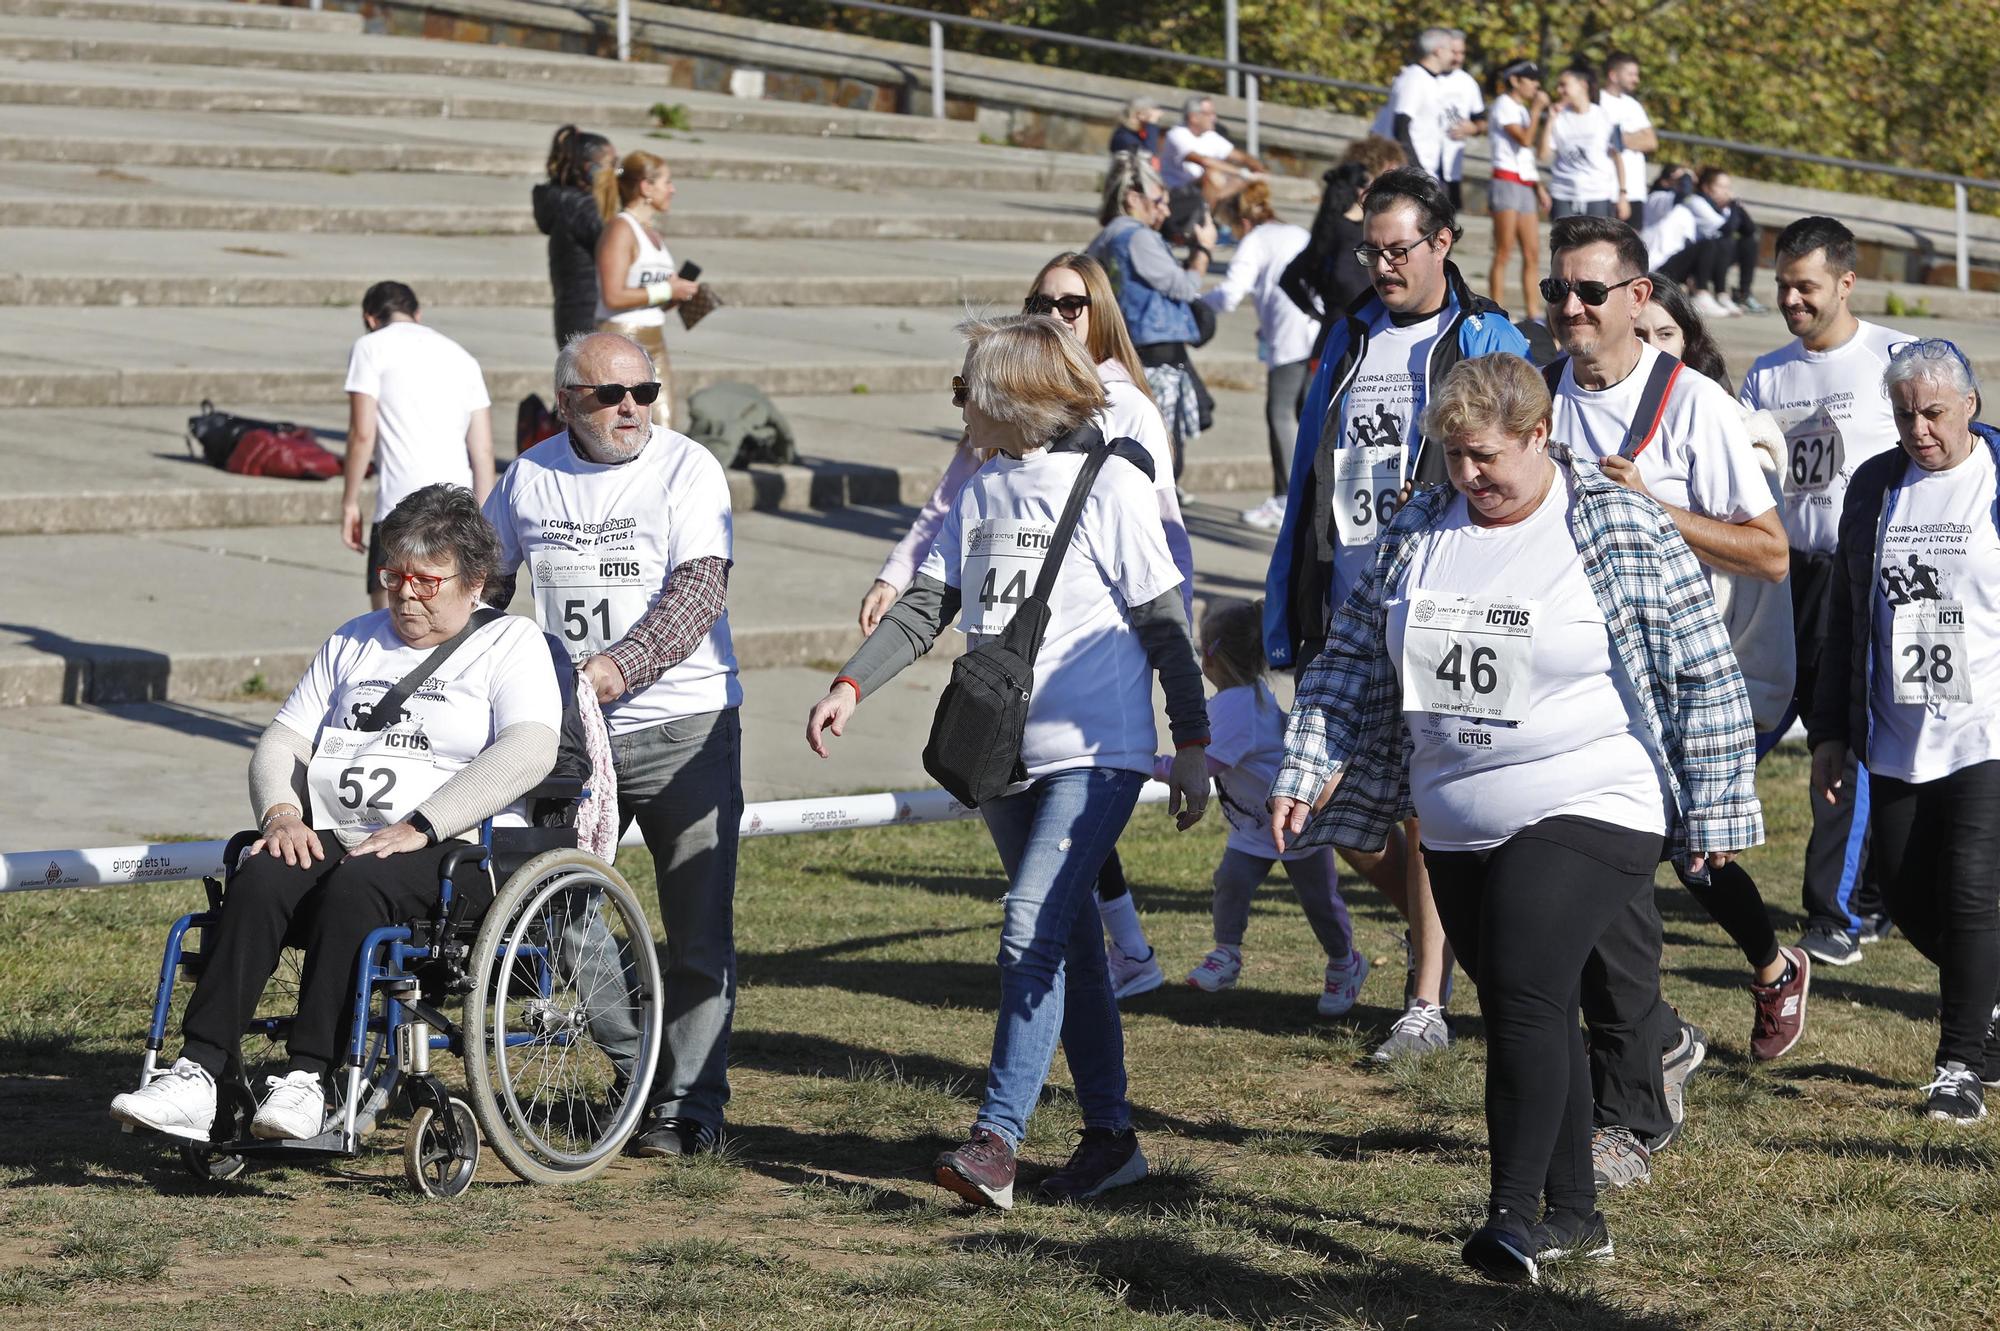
[562,598,612,644]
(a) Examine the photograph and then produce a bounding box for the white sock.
[1097,891,1150,959]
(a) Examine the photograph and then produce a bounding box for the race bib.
[1400,590,1538,723]
[531,550,654,663]
[1333,445,1406,549]
[1783,406,1844,494]
[1889,600,1972,705]
[959,518,1052,636]
[307,727,450,836]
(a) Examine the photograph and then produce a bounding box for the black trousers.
[1676,859,1780,971]
[1697,203,1759,298]
[1096,848,1129,903]
[181,834,485,1078]
[1870,761,2000,1068]
[1790,548,1884,932]
[1583,877,1678,1143]
[1426,816,1664,1219]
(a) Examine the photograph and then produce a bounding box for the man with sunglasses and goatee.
[1542,214,1806,1194]
[483,329,743,1162]
[1266,166,1527,1065]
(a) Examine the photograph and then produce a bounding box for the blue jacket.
[1264,261,1529,669]
[1808,421,2000,767]
[1091,216,1201,347]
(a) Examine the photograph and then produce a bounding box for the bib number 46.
[1433,642,1498,695]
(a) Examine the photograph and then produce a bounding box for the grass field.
[3,748,1996,1330]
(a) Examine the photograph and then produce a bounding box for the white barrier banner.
[0,782,1173,893]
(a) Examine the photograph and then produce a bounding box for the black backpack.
[922,444,1110,807]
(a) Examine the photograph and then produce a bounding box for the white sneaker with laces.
[1108,946,1165,1001]
[109,1058,216,1141]
[1239,496,1287,531]
[251,1070,327,1140]
[1185,946,1243,992]
[1692,290,1730,319]
[1370,1001,1451,1061]
[1318,950,1371,1017]
[1716,293,1743,316]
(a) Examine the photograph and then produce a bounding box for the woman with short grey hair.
[805,314,1211,1210]
[1810,337,2000,1123]
[112,483,562,1147]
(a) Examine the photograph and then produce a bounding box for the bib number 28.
[1889,600,1972,705]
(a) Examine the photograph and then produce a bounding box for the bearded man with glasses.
[1541,214,1807,1195]
[482,329,744,1161]
[1265,166,1528,1065]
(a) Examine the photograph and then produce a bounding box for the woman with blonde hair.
[857,252,1194,998]
[593,150,699,421]
[1271,352,1760,1283]
[807,314,1211,1209]
[1206,180,1319,530]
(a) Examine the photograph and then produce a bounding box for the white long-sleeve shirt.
[1201,220,1320,368]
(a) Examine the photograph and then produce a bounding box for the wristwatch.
[405,811,440,846]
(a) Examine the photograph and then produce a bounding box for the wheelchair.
[126,781,664,1197]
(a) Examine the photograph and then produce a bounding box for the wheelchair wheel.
[463,849,662,1185]
[404,1097,478,1198]
[179,1141,247,1184]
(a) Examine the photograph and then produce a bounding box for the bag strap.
[355,607,505,732]
[998,444,1113,666]
[1540,352,1682,459]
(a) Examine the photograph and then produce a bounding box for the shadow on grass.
[1756,1134,1999,1170]
[1673,966,1938,1023]
[1778,1060,1909,1091]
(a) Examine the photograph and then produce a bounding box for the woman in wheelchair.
[111,484,561,1144]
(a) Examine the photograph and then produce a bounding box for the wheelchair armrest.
[439,843,492,884]
[522,776,586,802]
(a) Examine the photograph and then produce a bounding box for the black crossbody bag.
[922,445,1110,807]
[353,608,504,732]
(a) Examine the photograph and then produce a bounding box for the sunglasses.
[951,375,968,408]
[1354,228,1443,268]
[376,567,457,601]
[566,381,662,407]
[1025,293,1091,319]
[1539,275,1642,307]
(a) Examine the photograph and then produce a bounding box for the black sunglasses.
[1025,293,1091,319]
[1539,275,1642,307]
[567,381,662,407]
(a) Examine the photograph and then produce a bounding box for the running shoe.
[1922,1063,1986,1123]
[934,1128,1017,1209]
[1109,946,1166,1001]
[109,1058,216,1142]
[1239,495,1287,531]
[1590,1126,1651,1192]
[1693,290,1731,319]
[1036,1127,1148,1202]
[1749,945,1811,1062]
[1530,1209,1615,1266]
[1369,1001,1449,1062]
[1736,293,1770,314]
[1462,1208,1540,1285]
[1855,912,1895,945]
[1317,950,1371,1017]
[250,1070,327,1141]
[626,1112,722,1158]
[1798,925,1862,967]
[1652,1020,1708,1152]
[1716,292,1744,315]
[1185,946,1242,992]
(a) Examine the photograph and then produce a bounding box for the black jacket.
[1807,422,2000,766]
[532,182,605,323]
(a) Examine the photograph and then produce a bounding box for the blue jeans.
[973,767,1143,1148]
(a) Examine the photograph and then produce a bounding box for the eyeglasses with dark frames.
[1024,293,1092,320]
[1354,227,1444,268]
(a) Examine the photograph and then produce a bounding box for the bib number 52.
[337,765,398,812]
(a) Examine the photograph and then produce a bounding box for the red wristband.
[1175,738,1210,750]
[833,675,863,702]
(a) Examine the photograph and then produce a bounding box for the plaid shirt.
[1271,446,1764,861]
[601,554,730,694]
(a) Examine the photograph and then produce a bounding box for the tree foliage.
[687,0,2000,210]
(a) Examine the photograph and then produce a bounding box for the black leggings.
[1677,859,1780,971]
[181,834,486,1078]
[1870,761,2000,1068]
[1096,848,1129,903]
[1427,816,1664,1219]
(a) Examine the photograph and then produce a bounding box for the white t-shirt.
[484,426,741,735]
[1160,126,1235,190]
[1550,341,1777,524]
[920,448,1182,779]
[1867,444,2000,782]
[1208,680,1313,859]
[276,610,560,848]
[343,321,490,523]
[596,212,674,331]
[1436,69,1485,183]
[1488,94,1539,183]
[1597,90,1651,207]
[1385,473,1670,851]
[1738,321,1912,554]
[1547,104,1620,205]
[1330,306,1448,601]
[1379,64,1446,176]
[1200,220,1319,367]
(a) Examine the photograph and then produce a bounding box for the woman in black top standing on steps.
[533,125,615,348]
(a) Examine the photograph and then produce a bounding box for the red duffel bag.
[226,426,342,480]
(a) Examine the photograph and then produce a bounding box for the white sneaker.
[1692,290,1729,319]
[1716,292,1743,316]
[109,1058,216,1141]
[250,1070,327,1140]
[1318,950,1371,1017]
[1370,1001,1451,1061]
[1108,946,1166,1001]
[1239,496,1287,531]
[1185,946,1243,992]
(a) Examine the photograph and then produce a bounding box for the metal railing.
[613,0,1998,291]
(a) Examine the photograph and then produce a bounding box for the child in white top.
[1156,600,1369,1015]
